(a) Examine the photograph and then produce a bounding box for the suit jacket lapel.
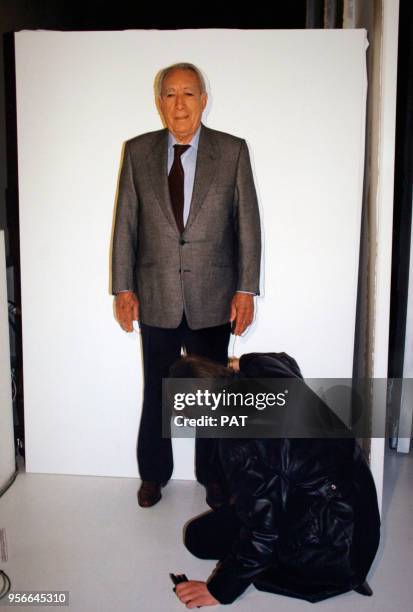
[184,123,219,233]
[148,127,180,235]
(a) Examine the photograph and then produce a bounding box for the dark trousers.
[138,314,231,484]
[184,505,240,560]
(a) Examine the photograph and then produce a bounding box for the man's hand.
[230,293,254,336]
[115,291,139,332]
[175,581,218,608]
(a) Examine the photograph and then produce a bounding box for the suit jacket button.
[180,239,186,245]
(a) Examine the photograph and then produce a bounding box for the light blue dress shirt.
[167,124,201,226]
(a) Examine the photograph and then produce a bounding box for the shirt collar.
[168,123,202,152]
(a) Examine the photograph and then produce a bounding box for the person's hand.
[175,581,219,608]
[115,291,139,332]
[228,356,240,371]
[230,293,254,335]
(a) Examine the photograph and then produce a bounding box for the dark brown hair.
[169,354,233,379]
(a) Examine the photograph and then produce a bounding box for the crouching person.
[170,352,380,607]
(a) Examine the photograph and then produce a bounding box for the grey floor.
[0,447,412,611]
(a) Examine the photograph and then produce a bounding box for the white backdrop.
[16,29,367,478]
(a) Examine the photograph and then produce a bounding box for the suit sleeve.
[233,140,261,295]
[207,444,280,604]
[111,141,139,296]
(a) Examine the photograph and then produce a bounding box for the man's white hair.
[156,62,207,97]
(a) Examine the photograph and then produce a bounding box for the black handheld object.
[170,573,188,590]
[170,574,201,608]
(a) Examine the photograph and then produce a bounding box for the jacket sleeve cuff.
[207,559,252,605]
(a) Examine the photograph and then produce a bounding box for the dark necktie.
[168,144,191,234]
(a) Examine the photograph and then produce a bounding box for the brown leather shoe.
[137,481,162,507]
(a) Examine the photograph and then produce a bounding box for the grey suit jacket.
[111,122,261,329]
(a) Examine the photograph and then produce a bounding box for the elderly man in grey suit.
[112,62,261,507]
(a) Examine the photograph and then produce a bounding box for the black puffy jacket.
[206,352,381,604]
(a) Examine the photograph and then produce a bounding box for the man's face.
[158,69,208,143]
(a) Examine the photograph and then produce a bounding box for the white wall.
[15,29,368,478]
[0,230,15,488]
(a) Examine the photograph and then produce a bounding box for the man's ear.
[156,95,164,116]
[201,93,208,110]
